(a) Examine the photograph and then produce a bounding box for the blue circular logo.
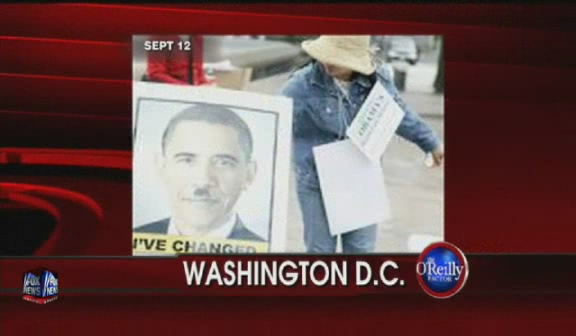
[416,242,469,299]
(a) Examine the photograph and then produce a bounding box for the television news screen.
[1,2,575,335]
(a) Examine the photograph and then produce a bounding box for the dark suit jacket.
[134,217,266,242]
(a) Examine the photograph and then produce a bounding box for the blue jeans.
[297,184,377,254]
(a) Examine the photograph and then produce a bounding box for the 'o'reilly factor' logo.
[22,269,59,304]
[416,242,469,299]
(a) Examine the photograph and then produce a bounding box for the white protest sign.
[313,139,391,235]
[132,82,293,253]
[346,81,405,162]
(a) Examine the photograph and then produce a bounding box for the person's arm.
[280,75,309,136]
[379,68,444,164]
[395,93,444,165]
[395,94,440,153]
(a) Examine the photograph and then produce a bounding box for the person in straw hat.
[281,35,444,254]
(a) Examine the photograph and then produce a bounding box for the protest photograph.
[132,35,444,254]
[132,36,293,254]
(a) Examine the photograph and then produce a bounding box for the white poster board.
[132,82,292,253]
[313,140,391,235]
[346,81,405,161]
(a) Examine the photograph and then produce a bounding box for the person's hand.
[431,146,444,166]
[424,146,444,167]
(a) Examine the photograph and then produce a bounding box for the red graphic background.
[1,3,576,335]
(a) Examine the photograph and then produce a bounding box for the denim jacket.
[281,61,440,190]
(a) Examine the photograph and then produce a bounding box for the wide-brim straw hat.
[302,35,376,75]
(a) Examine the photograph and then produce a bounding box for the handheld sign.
[313,140,391,235]
[346,81,405,162]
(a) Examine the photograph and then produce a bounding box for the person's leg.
[297,184,337,253]
[341,224,378,254]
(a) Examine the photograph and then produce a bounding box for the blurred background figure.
[144,35,213,85]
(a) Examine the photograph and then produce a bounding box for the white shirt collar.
[167,213,237,239]
[334,78,352,98]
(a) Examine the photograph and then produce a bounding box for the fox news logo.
[416,242,469,299]
[22,269,59,304]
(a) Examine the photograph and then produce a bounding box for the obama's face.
[158,121,256,234]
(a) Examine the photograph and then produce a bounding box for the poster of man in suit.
[132,82,292,254]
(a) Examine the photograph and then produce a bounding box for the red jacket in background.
[146,35,210,85]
